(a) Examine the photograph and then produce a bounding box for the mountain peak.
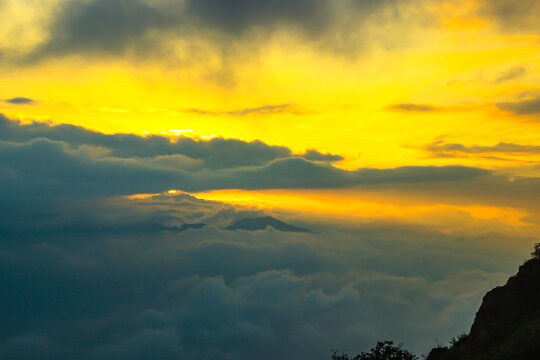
[225,216,312,233]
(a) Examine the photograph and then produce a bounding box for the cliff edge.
[427,257,540,360]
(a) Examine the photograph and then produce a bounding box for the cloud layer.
[0,115,492,194]
[0,114,537,359]
[23,0,415,62]
[0,186,532,360]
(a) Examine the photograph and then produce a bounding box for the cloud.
[3,113,540,216]
[0,187,532,359]
[4,97,35,105]
[388,103,438,112]
[0,115,292,169]
[0,113,538,359]
[23,0,415,62]
[0,136,491,200]
[479,0,540,33]
[493,66,526,84]
[0,115,495,199]
[496,96,540,116]
[302,149,344,162]
[186,104,304,116]
[184,0,331,36]
[1,115,489,190]
[28,0,176,60]
[425,140,540,158]
[0,138,188,199]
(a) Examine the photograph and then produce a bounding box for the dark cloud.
[0,115,494,197]
[5,97,35,105]
[425,140,540,158]
[479,0,540,33]
[29,0,176,60]
[388,103,438,112]
[189,158,490,191]
[25,0,412,62]
[0,137,490,199]
[0,138,187,199]
[0,186,532,360]
[0,113,537,360]
[496,96,540,116]
[0,115,292,169]
[302,149,344,162]
[493,66,526,84]
[184,0,331,37]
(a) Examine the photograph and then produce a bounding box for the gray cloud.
[184,0,331,37]
[302,149,344,162]
[0,115,498,203]
[0,138,188,199]
[9,115,540,217]
[493,66,526,84]
[0,112,538,359]
[24,0,413,62]
[479,0,540,33]
[2,115,486,189]
[0,115,292,169]
[496,96,540,116]
[28,0,176,60]
[388,103,438,112]
[0,186,532,360]
[425,140,540,158]
[0,136,490,200]
[5,97,35,105]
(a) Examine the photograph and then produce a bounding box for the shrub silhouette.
[532,243,540,259]
[331,341,418,360]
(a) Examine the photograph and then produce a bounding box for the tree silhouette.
[532,243,540,259]
[331,341,418,360]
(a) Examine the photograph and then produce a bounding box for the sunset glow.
[1,0,539,358]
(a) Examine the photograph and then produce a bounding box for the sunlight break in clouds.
[0,1,539,359]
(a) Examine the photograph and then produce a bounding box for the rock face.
[427,258,540,360]
[225,216,312,233]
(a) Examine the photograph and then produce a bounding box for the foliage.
[532,243,540,259]
[331,341,418,360]
[449,333,469,347]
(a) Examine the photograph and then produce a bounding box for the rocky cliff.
[427,258,540,360]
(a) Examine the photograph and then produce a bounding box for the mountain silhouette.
[169,223,206,232]
[225,216,312,233]
[427,257,540,360]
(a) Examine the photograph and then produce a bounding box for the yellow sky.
[1,0,539,235]
[1,0,538,168]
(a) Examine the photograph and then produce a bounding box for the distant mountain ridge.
[427,257,540,360]
[225,216,312,233]
[169,223,206,232]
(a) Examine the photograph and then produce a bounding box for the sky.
[0,0,539,359]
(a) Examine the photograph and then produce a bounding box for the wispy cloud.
[186,104,307,116]
[493,66,526,84]
[387,103,439,112]
[496,96,540,116]
[4,97,35,105]
[425,140,540,158]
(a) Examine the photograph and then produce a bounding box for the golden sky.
[1,0,539,235]
[1,2,540,357]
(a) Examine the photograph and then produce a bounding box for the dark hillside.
[427,257,540,360]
